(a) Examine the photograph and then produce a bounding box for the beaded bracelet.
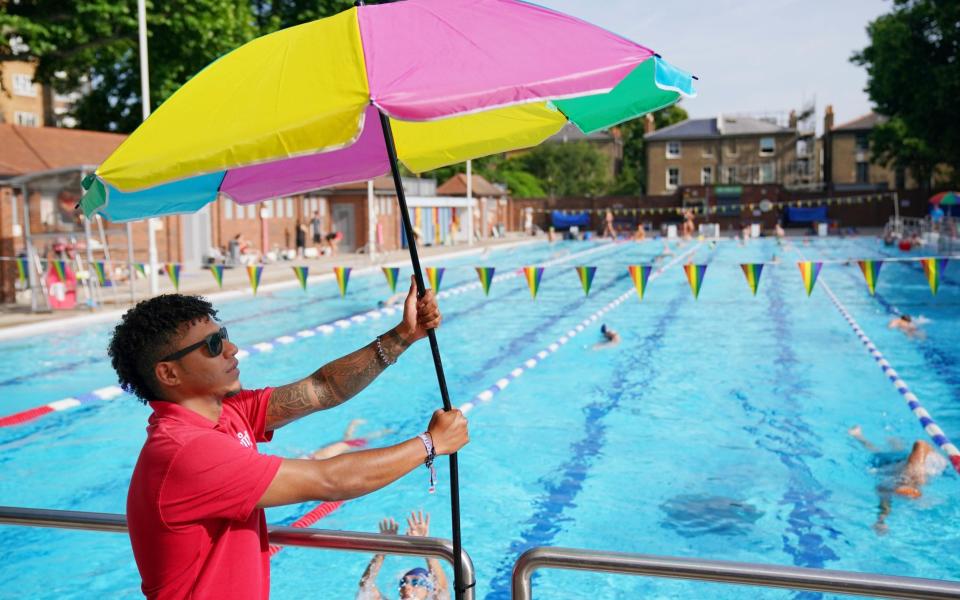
[375,335,395,367]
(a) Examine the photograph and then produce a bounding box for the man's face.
[162,318,241,399]
[398,576,430,600]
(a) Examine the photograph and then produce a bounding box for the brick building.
[644,113,817,196]
[0,61,79,128]
[821,108,919,192]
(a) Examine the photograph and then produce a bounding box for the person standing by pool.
[310,210,323,251]
[848,426,947,534]
[358,511,449,600]
[111,281,468,599]
[603,209,617,239]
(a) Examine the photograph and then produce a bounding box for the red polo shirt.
[127,388,282,599]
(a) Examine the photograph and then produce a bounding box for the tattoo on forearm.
[267,328,411,428]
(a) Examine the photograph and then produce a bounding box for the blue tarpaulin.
[785,206,827,223]
[551,211,590,228]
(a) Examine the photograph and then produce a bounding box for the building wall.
[647,133,798,195]
[0,61,45,127]
[828,131,902,190]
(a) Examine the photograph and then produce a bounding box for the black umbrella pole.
[378,110,471,599]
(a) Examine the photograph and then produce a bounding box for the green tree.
[852,0,960,187]
[0,0,348,132]
[517,140,608,198]
[611,104,688,195]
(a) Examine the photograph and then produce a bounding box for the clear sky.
[536,0,890,131]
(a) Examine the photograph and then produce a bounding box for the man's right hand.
[427,408,469,455]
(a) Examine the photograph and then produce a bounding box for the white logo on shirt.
[237,431,253,448]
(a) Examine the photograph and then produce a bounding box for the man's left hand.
[399,275,441,342]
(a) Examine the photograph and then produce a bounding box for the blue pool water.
[1,237,958,599]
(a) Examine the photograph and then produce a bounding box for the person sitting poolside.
[888,314,925,340]
[358,511,449,600]
[592,324,621,350]
[308,418,392,460]
[848,425,947,534]
[633,224,646,242]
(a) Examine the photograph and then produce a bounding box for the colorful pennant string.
[93,261,108,285]
[292,266,309,291]
[334,267,351,297]
[135,263,147,278]
[382,267,400,293]
[166,263,181,291]
[739,263,764,296]
[575,266,596,296]
[920,258,949,295]
[16,258,28,283]
[627,265,652,301]
[683,263,707,299]
[210,265,225,289]
[797,261,822,296]
[523,266,544,299]
[475,267,496,296]
[247,265,263,294]
[426,267,444,292]
[52,260,67,283]
[857,260,883,295]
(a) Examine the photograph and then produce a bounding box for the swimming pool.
[1,237,957,599]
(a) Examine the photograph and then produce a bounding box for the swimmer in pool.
[848,425,948,534]
[308,419,393,460]
[592,324,621,350]
[888,314,925,340]
[379,292,407,309]
[358,511,450,599]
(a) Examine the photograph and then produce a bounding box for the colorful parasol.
[929,191,959,206]
[79,0,695,221]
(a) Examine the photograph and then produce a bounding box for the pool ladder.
[2,506,959,599]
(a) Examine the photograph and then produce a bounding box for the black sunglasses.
[158,327,229,362]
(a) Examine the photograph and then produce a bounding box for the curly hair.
[108,294,218,404]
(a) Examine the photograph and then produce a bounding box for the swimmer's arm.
[428,557,450,600]
[357,554,386,600]
[258,438,426,506]
[265,326,413,430]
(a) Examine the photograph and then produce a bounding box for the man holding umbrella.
[113,276,468,599]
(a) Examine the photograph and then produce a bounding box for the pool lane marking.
[458,243,701,415]
[819,281,960,474]
[789,242,960,474]
[0,243,619,428]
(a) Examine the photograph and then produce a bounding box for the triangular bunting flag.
[627,265,653,301]
[683,264,707,299]
[16,258,28,282]
[575,266,596,296]
[921,258,949,295]
[523,266,544,299]
[93,261,108,285]
[210,265,225,289]
[857,260,883,295]
[165,263,182,291]
[739,263,764,296]
[292,266,309,291]
[52,260,67,283]
[475,267,496,296]
[247,265,263,295]
[382,267,400,293]
[135,263,148,278]
[426,267,444,292]
[334,267,351,297]
[797,261,822,296]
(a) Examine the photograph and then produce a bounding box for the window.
[856,161,869,183]
[700,166,713,185]
[855,133,869,152]
[14,111,38,127]
[286,198,294,218]
[796,138,810,157]
[247,204,257,219]
[12,74,36,97]
[702,144,714,157]
[224,200,234,220]
[759,162,775,183]
[666,167,680,189]
[895,167,906,190]
[725,139,738,156]
[666,141,681,158]
[759,137,775,156]
[724,166,738,184]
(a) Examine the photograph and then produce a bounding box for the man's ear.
[154,361,180,389]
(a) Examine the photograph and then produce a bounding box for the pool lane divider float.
[787,242,960,474]
[0,243,619,428]
[458,244,701,415]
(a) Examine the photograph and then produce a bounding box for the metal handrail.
[0,506,475,600]
[511,547,960,600]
